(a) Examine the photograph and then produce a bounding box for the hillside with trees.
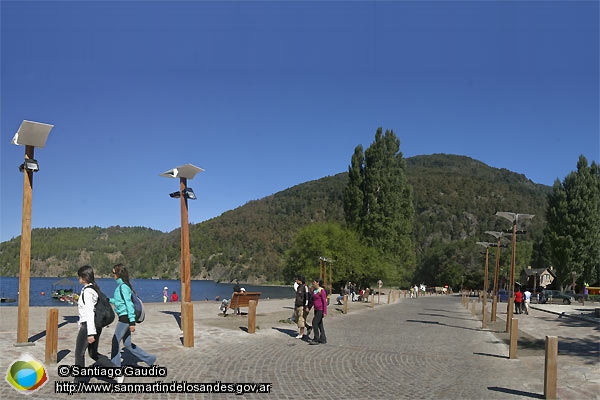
[0,153,569,289]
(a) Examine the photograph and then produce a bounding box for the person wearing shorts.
[294,275,310,339]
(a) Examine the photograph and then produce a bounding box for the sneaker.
[116,376,125,384]
[295,334,303,339]
[309,340,320,345]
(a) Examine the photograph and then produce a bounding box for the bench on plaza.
[224,292,261,316]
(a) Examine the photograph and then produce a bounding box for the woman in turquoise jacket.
[110,263,156,367]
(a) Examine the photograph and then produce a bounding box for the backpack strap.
[118,284,127,303]
[81,285,96,305]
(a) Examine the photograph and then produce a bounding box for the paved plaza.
[1,294,598,399]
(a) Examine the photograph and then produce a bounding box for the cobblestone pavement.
[1,295,598,399]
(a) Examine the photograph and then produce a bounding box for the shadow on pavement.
[473,352,507,360]
[28,315,79,343]
[160,310,181,329]
[406,319,482,332]
[271,327,297,338]
[488,386,544,399]
[419,312,476,321]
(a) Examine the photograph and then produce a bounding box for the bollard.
[509,318,518,359]
[544,336,558,399]
[387,291,390,304]
[482,302,487,329]
[182,302,194,347]
[45,308,58,364]
[491,295,497,322]
[378,291,381,304]
[471,300,475,315]
[248,300,257,333]
[343,294,348,314]
[371,292,375,308]
[506,299,514,333]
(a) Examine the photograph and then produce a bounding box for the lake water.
[0,277,295,307]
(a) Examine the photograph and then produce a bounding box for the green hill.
[0,154,551,286]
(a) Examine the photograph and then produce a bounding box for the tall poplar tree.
[343,128,416,285]
[544,155,600,288]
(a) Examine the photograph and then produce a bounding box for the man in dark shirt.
[294,275,310,339]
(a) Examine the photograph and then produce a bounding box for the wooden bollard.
[509,318,518,359]
[182,301,194,347]
[387,291,390,304]
[471,300,475,315]
[482,301,487,329]
[378,291,381,304]
[248,300,257,333]
[544,336,558,399]
[45,308,59,364]
[343,294,348,314]
[371,292,375,308]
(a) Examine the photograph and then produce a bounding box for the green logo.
[5,353,49,394]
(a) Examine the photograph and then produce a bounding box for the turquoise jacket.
[110,278,136,324]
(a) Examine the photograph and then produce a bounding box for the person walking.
[293,275,311,339]
[162,287,168,303]
[523,288,532,315]
[75,265,122,383]
[514,288,524,314]
[308,278,327,345]
[110,264,156,367]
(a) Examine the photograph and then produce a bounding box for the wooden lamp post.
[495,212,534,333]
[11,120,54,345]
[160,163,203,347]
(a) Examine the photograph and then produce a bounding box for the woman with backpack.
[110,264,156,367]
[75,265,122,382]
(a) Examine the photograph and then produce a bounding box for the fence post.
[45,308,58,364]
[482,301,487,329]
[544,336,558,399]
[182,302,194,347]
[248,300,257,333]
[509,318,518,359]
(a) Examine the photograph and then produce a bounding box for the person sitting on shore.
[336,290,345,305]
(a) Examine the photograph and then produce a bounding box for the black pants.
[75,323,116,380]
[515,302,523,314]
[312,310,326,343]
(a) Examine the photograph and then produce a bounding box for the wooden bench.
[225,292,261,315]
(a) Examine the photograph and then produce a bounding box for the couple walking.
[294,275,327,345]
[75,263,156,383]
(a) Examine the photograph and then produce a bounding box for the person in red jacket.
[170,291,179,302]
[514,288,524,314]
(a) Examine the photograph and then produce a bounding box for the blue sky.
[1,1,598,243]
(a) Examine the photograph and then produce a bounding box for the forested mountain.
[0,154,551,286]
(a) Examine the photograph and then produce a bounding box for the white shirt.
[78,284,98,335]
[524,290,532,301]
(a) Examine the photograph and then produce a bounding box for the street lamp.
[11,120,54,345]
[476,242,494,329]
[485,231,509,322]
[160,163,203,347]
[495,212,534,332]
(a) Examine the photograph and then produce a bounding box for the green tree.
[284,222,381,288]
[543,155,600,289]
[343,128,416,284]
